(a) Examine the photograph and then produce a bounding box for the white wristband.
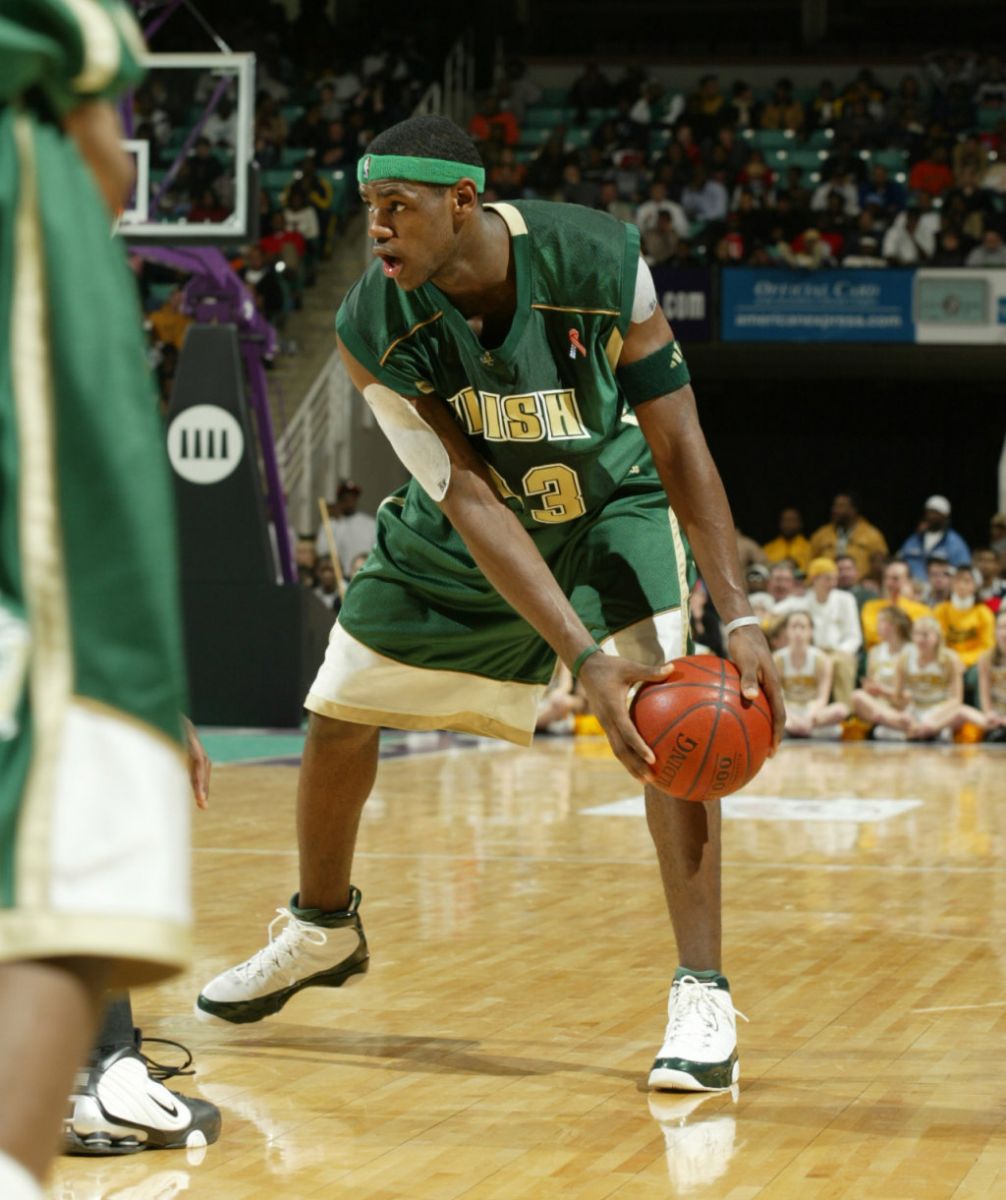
[724,615,761,637]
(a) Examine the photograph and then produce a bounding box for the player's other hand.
[63,101,135,216]
[182,716,212,809]
[727,625,785,752]
[577,653,675,785]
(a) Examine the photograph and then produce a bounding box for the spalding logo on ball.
[630,654,772,801]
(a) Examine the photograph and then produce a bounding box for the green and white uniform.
[308,200,694,744]
[0,0,190,984]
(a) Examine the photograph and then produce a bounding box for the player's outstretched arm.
[63,101,135,216]
[624,310,786,748]
[337,338,668,783]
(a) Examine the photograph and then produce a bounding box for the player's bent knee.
[306,711,380,748]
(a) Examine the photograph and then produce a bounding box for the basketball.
[630,655,773,801]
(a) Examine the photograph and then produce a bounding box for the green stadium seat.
[281,105,304,125]
[978,106,1005,129]
[563,127,592,149]
[524,106,573,129]
[585,107,617,124]
[872,148,908,172]
[540,86,570,105]
[260,168,293,194]
[806,129,834,149]
[518,128,551,150]
[746,129,796,151]
[787,148,827,170]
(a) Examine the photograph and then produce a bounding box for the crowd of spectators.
[716,494,1006,741]
[473,51,1006,270]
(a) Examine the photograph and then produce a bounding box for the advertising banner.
[914,269,1006,343]
[721,269,915,342]
[651,266,713,342]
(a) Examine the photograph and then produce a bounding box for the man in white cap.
[897,495,972,582]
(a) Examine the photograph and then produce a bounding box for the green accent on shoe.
[195,942,370,1024]
[289,885,363,928]
[675,967,730,991]
[649,1050,739,1091]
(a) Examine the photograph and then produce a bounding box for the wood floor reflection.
[49,737,1006,1199]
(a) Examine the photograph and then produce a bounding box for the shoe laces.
[664,976,749,1046]
[235,908,329,983]
[136,1035,195,1082]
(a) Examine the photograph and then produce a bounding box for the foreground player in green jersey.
[199,115,785,1093]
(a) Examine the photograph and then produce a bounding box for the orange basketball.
[630,654,773,801]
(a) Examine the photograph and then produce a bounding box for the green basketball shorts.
[0,108,190,985]
[306,467,695,745]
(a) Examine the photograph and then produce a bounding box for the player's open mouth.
[380,255,403,279]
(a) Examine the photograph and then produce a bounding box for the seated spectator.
[952,132,990,184]
[203,97,237,151]
[763,506,811,571]
[892,617,985,740]
[966,226,1006,265]
[898,494,972,580]
[569,61,613,122]
[487,146,526,200]
[182,137,223,200]
[822,138,868,184]
[525,134,567,198]
[283,184,320,281]
[319,118,354,170]
[760,78,805,133]
[629,80,666,131]
[734,149,775,201]
[934,80,976,133]
[149,287,192,350]
[312,556,341,612]
[810,492,889,578]
[851,604,914,733]
[767,561,797,605]
[468,93,519,148]
[883,208,931,264]
[842,210,887,266]
[973,546,1005,610]
[188,187,229,223]
[861,560,932,649]
[774,557,862,704]
[812,173,860,217]
[290,103,329,157]
[535,662,586,735]
[886,74,926,141]
[784,226,835,268]
[859,164,906,215]
[294,157,336,254]
[317,82,342,123]
[774,611,849,736]
[681,164,728,224]
[908,143,955,197]
[238,244,285,328]
[254,93,289,167]
[314,480,377,578]
[934,565,995,697]
[977,610,1006,739]
[810,79,842,129]
[922,552,956,607]
[745,563,773,617]
[501,57,542,123]
[835,553,876,609]
[561,162,599,209]
[931,228,968,265]
[636,180,689,238]
[726,80,758,131]
[641,209,680,266]
[595,179,634,223]
[260,211,307,304]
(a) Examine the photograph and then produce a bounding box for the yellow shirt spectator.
[860,561,931,650]
[809,493,888,577]
[763,534,811,571]
[934,599,995,667]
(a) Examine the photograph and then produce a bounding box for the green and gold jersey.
[336,199,651,532]
[0,0,146,113]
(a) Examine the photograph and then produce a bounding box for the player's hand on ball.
[577,653,675,785]
[726,624,785,751]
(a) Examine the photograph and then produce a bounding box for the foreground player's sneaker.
[648,971,748,1092]
[64,1046,221,1155]
[196,886,369,1024]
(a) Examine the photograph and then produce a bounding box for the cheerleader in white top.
[772,611,850,737]
[892,616,986,741]
[851,605,913,732]
[978,609,1006,742]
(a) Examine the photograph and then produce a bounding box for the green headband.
[357,152,486,192]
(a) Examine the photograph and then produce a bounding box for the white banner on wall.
[914,269,1006,344]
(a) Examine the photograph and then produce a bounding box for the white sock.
[0,1151,41,1200]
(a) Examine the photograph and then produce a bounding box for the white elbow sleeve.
[362,384,451,501]
[631,256,659,324]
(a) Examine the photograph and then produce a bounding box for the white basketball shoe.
[648,972,747,1092]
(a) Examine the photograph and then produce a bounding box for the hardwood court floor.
[49,736,1006,1199]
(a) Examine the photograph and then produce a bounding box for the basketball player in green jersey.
[0,4,211,1192]
[199,114,785,1093]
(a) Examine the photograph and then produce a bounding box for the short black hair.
[366,115,483,171]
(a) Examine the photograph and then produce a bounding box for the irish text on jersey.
[447,386,591,443]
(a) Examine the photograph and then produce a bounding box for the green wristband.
[571,643,604,681]
[617,340,691,408]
